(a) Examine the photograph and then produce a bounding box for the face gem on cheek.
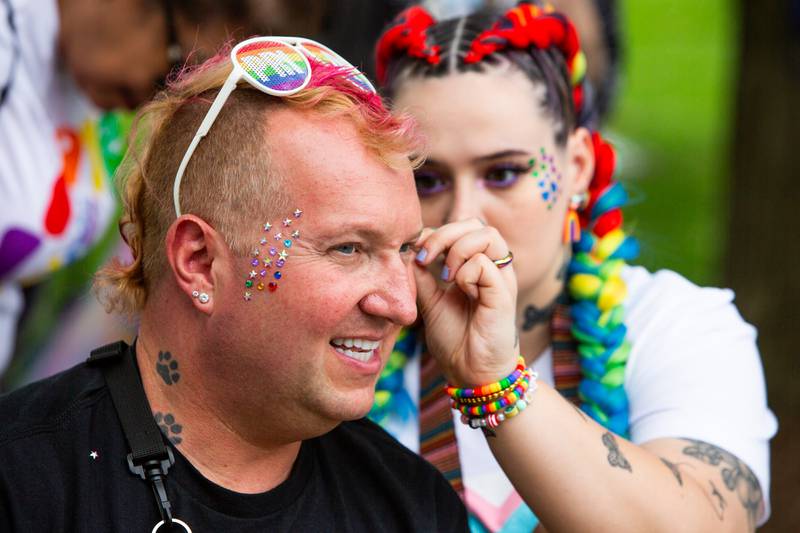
[531,149,560,210]
[241,210,304,301]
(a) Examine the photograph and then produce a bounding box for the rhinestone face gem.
[249,270,257,279]
[268,282,278,292]
[291,230,300,238]
[276,258,286,268]
[244,291,252,301]
[283,218,292,227]
[293,209,302,218]
[284,239,292,248]
[245,280,254,288]
[257,282,265,291]
[274,271,282,280]
[251,258,260,267]
[274,232,283,241]
[263,222,272,232]
[278,250,289,261]
[260,238,268,245]
[268,247,277,256]
[251,248,259,257]
[259,269,267,277]
[263,258,272,267]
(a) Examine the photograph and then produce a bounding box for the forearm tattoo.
[602,431,632,473]
[681,439,762,527]
[659,457,685,487]
[156,350,181,385]
[154,412,183,445]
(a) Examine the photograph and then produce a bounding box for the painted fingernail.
[441,266,450,281]
[416,249,428,262]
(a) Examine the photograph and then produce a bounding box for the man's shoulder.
[0,362,107,447]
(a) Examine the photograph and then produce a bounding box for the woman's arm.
[413,220,763,533]
[488,382,762,533]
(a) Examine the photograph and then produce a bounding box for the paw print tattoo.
[154,412,183,445]
[156,351,180,385]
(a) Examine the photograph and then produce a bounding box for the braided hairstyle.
[375,2,638,436]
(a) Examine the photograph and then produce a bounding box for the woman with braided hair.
[368,3,776,532]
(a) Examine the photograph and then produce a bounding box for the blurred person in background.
[0,0,269,381]
[371,3,776,531]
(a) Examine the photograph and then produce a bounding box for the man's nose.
[358,257,417,326]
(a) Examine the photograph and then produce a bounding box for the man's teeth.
[331,338,380,362]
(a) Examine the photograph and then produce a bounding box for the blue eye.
[483,164,530,189]
[414,169,451,197]
[334,244,358,255]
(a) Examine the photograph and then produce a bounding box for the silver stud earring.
[198,292,210,304]
[191,290,200,298]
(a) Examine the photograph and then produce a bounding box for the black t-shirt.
[0,360,467,532]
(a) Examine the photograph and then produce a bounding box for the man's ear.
[165,215,225,314]
[565,126,595,197]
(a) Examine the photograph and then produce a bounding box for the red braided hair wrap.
[464,2,585,115]
[375,6,442,86]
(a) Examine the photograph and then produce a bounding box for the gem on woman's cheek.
[243,291,252,301]
[276,259,285,268]
[257,282,265,291]
[260,237,268,245]
[249,270,257,279]
[260,269,267,277]
[293,208,303,218]
[245,280,254,288]
[263,222,272,232]
[269,247,277,256]
[274,232,283,241]
[283,218,292,227]
[284,239,292,248]
[274,271,282,280]
[251,258,259,267]
[291,230,300,238]
[268,282,278,292]
[278,250,289,261]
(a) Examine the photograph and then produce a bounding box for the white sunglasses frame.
[172,36,374,217]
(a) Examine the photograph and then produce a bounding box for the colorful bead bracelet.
[445,356,526,399]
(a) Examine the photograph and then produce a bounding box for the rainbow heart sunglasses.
[173,36,376,216]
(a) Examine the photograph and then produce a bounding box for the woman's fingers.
[414,218,485,265]
[453,253,516,311]
[440,226,511,283]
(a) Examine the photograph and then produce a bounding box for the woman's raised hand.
[414,219,519,387]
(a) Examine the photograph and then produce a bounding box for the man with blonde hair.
[0,38,467,532]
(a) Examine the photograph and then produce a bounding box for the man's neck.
[135,325,301,494]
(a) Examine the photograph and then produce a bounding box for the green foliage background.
[608,1,735,286]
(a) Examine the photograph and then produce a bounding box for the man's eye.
[414,169,451,197]
[483,164,529,189]
[399,243,412,253]
[334,244,358,255]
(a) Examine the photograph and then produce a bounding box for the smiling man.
[0,44,467,532]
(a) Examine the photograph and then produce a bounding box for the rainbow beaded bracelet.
[445,356,526,399]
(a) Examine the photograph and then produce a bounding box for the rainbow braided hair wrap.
[375,2,639,438]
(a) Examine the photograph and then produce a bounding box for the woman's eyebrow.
[470,149,530,164]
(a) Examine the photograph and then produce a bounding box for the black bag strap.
[87,340,176,525]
